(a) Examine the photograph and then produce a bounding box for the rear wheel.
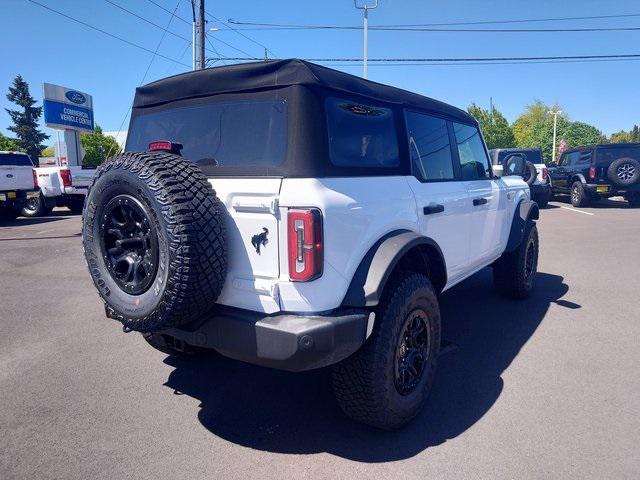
[570,181,589,207]
[22,193,52,217]
[627,193,640,208]
[494,223,538,299]
[332,272,441,430]
[68,197,85,214]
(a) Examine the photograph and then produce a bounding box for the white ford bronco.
[82,60,539,429]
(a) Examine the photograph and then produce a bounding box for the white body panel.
[0,165,33,192]
[207,174,527,315]
[35,166,95,198]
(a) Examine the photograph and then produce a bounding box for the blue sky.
[2,0,640,144]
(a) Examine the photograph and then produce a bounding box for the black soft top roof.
[133,59,475,124]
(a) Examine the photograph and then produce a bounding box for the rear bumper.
[0,189,38,209]
[160,306,370,371]
[584,182,640,196]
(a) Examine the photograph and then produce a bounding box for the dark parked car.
[488,148,552,208]
[548,143,640,207]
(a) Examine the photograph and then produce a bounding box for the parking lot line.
[559,206,595,216]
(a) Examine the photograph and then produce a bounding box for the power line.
[145,0,191,25]
[105,0,189,43]
[206,11,276,57]
[27,0,190,68]
[228,12,640,30]
[225,22,640,33]
[139,0,182,84]
[204,53,640,63]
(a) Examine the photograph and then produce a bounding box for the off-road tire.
[21,193,51,217]
[332,272,441,430]
[523,161,537,186]
[142,332,205,357]
[535,191,550,209]
[570,181,589,207]
[493,223,538,299]
[627,193,640,208]
[82,151,227,333]
[607,157,640,187]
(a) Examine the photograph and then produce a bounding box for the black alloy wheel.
[99,194,158,295]
[395,309,431,396]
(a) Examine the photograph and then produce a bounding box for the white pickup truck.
[0,151,39,221]
[23,165,96,216]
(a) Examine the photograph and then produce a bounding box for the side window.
[452,122,491,180]
[577,151,592,164]
[325,97,399,168]
[405,111,454,181]
[562,151,580,166]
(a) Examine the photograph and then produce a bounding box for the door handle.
[473,197,488,206]
[423,204,444,215]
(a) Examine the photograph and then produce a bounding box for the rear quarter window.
[596,147,640,164]
[325,97,400,168]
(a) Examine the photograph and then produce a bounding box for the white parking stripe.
[559,206,595,216]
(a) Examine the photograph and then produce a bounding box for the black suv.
[549,143,640,207]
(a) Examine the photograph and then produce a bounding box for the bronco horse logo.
[251,227,269,254]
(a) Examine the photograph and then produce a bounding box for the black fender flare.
[505,199,539,253]
[341,230,447,308]
[570,173,587,186]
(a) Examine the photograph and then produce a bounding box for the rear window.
[0,153,33,166]
[326,97,399,168]
[126,100,288,168]
[498,150,542,164]
[596,146,640,164]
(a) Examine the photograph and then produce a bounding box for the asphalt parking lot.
[1,199,639,480]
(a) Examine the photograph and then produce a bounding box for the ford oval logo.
[6,173,14,178]
[65,90,86,104]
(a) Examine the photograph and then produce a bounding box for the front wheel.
[332,272,441,430]
[570,181,589,208]
[627,193,640,208]
[493,223,539,299]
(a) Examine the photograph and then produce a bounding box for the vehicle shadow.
[551,194,630,209]
[0,215,69,227]
[163,269,573,462]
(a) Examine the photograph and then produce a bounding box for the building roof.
[133,59,475,124]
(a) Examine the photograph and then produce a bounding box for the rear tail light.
[32,169,38,189]
[542,167,549,181]
[60,168,72,187]
[589,166,597,180]
[287,208,323,281]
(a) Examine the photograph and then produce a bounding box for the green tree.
[0,132,19,151]
[40,145,55,157]
[80,125,121,166]
[467,103,515,149]
[610,124,640,143]
[512,100,603,163]
[5,75,49,166]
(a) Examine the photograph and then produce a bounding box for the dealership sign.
[43,83,94,132]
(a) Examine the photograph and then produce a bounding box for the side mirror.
[502,153,527,177]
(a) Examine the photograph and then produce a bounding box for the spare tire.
[522,161,537,185]
[607,157,640,186]
[82,151,227,333]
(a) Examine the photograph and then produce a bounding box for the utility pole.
[548,109,562,164]
[198,0,205,69]
[190,1,196,71]
[354,0,378,79]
